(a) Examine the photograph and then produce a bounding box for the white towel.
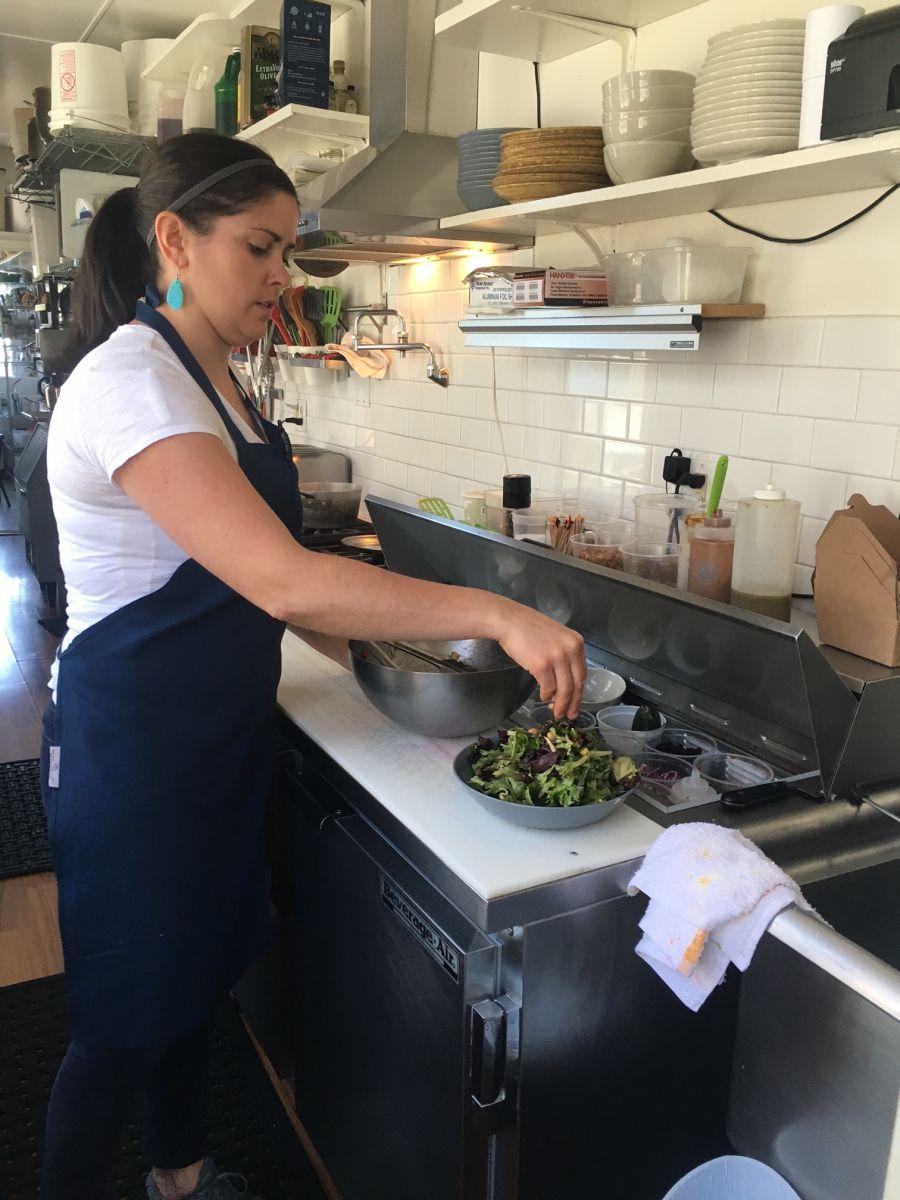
[627,823,815,1011]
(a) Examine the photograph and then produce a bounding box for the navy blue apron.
[42,301,303,1048]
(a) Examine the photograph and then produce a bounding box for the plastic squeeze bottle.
[688,455,734,603]
[731,483,801,622]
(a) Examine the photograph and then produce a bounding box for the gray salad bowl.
[453,740,638,829]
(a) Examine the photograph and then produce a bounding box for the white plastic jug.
[662,1156,801,1200]
[121,38,174,134]
[49,43,129,134]
[183,51,228,133]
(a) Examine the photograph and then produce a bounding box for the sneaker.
[146,1157,263,1199]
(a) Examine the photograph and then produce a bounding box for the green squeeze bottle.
[215,50,241,136]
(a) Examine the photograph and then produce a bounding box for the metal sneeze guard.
[367,497,900,800]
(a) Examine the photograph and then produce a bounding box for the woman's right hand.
[492,600,586,720]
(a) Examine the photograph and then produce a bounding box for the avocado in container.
[595,704,668,757]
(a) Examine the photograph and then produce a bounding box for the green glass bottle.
[215,50,241,136]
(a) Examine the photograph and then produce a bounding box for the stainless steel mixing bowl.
[348,638,534,737]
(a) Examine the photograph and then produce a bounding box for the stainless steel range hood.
[293,0,529,262]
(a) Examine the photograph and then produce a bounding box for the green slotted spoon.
[418,497,455,519]
[319,286,343,342]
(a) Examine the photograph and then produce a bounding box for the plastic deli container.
[634,492,701,545]
[512,509,549,543]
[604,239,751,305]
[644,727,718,760]
[633,752,692,807]
[694,752,776,793]
[526,705,596,731]
[595,705,668,757]
[571,521,634,571]
[462,489,487,526]
[621,541,681,587]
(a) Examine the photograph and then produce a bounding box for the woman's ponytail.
[61,187,150,370]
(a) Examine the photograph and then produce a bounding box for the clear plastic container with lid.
[633,491,701,545]
[731,483,801,622]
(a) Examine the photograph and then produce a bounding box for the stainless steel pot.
[300,482,362,529]
[349,638,534,737]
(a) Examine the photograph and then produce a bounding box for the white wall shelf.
[142,0,364,85]
[439,131,900,237]
[459,303,764,353]
[236,103,369,160]
[434,0,705,63]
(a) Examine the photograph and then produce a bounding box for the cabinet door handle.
[470,998,507,1108]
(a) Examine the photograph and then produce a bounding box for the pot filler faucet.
[350,307,450,386]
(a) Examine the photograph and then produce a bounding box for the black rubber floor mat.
[0,975,329,1200]
[0,759,53,880]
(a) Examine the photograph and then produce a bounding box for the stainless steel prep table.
[252,503,900,1200]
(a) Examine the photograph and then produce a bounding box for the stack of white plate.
[691,18,805,166]
[601,70,695,184]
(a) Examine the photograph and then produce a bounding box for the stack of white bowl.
[691,18,805,166]
[601,71,695,185]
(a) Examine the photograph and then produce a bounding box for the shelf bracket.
[509,6,637,72]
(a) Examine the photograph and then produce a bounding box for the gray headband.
[145,158,273,249]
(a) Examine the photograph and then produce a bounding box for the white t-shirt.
[48,322,264,699]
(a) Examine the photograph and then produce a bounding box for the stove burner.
[299,520,384,566]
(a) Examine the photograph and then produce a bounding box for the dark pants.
[41,1018,212,1199]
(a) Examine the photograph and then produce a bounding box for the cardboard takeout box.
[814,493,900,667]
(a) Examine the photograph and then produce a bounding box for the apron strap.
[135,301,270,446]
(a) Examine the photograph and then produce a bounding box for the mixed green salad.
[468,721,638,809]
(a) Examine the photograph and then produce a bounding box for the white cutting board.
[278,632,659,903]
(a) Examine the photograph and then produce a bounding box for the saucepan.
[299,482,362,529]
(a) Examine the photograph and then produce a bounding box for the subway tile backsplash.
[278,267,900,580]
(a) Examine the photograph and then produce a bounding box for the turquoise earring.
[166,269,184,310]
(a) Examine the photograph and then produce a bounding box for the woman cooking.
[42,133,585,1200]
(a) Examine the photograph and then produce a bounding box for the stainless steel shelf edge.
[460,305,702,352]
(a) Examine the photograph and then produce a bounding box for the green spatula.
[418,497,455,519]
[319,286,342,342]
[707,454,729,517]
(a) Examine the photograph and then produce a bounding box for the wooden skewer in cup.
[546,512,585,554]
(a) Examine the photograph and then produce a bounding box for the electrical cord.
[709,183,899,244]
[533,61,541,129]
[490,347,510,475]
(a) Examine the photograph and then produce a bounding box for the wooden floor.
[0,531,64,987]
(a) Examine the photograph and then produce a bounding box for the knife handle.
[721,780,795,811]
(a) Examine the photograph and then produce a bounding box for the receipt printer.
[821,5,900,139]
